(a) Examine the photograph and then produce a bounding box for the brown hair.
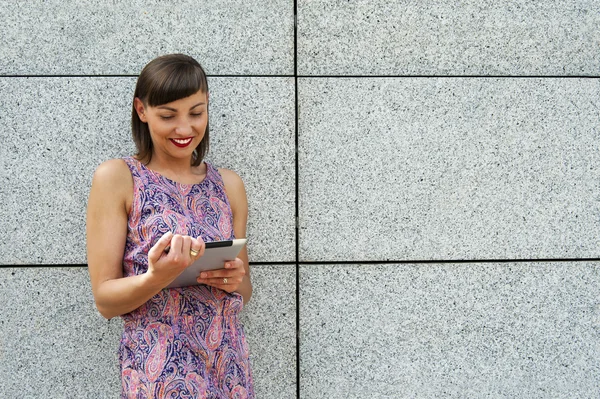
[132,54,209,166]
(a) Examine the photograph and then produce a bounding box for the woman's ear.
[134,98,148,123]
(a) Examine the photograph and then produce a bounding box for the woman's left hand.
[197,257,246,293]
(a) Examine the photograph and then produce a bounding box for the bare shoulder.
[92,159,132,190]
[218,168,245,191]
[93,159,130,183]
[90,159,133,208]
[218,168,248,213]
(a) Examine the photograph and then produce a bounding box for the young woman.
[86,54,254,398]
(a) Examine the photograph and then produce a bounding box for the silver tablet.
[166,238,247,289]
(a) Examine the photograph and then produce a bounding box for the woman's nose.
[175,121,193,136]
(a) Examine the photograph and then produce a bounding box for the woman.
[86,54,254,398]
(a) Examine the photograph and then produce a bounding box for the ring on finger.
[223,278,228,284]
[190,248,199,257]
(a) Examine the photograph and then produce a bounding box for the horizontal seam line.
[296,75,600,79]
[297,258,600,265]
[0,74,295,78]
[1,75,598,79]
[1,258,599,268]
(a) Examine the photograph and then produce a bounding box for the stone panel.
[300,262,600,398]
[0,1,293,75]
[242,264,297,398]
[0,267,123,398]
[208,77,296,263]
[298,77,600,261]
[0,264,295,398]
[298,0,600,75]
[0,77,295,264]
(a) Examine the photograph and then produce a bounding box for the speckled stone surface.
[242,264,297,398]
[297,1,600,76]
[298,78,600,261]
[0,77,294,264]
[300,262,600,399]
[0,77,135,265]
[0,1,293,75]
[0,264,296,398]
[207,78,296,263]
[0,267,123,398]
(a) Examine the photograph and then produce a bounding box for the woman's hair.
[132,54,209,166]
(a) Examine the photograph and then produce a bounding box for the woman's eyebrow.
[157,102,206,112]
[190,102,206,110]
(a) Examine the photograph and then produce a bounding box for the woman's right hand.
[146,231,205,287]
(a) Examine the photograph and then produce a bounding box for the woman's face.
[134,90,208,161]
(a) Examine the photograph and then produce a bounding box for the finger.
[223,259,246,278]
[199,270,224,280]
[225,258,244,270]
[148,231,173,263]
[168,234,184,258]
[199,265,244,280]
[191,236,206,258]
[181,235,192,257]
[198,276,241,287]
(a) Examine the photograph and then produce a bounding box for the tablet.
[166,238,247,289]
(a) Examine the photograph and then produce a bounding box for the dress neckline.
[131,156,210,187]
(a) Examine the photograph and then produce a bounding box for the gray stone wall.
[1,1,598,398]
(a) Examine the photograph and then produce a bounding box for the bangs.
[146,65,208,106]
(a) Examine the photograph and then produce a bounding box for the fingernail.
[200,272,207,278]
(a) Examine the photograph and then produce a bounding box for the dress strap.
[204,162,226,189]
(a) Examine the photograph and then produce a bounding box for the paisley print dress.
[119,157,254,399]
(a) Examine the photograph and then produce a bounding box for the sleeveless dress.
[119,156,254,399]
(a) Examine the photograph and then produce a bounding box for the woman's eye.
[191,112,203,117]
[160,115,174,120]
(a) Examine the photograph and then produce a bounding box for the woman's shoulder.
[216,167,247,210]
[93,158,130,179]
[88,158,134,214]
[91,158,134,192]
[216,167,244,191]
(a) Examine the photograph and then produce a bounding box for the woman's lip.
[170,137,194,148]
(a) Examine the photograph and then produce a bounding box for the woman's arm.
[86,159,205,319]
[197,168,252,304]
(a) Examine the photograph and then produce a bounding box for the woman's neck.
[147,152,196,176]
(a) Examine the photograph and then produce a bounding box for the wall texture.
[1,1,598,398]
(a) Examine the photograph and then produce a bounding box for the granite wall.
[1,1,598,398]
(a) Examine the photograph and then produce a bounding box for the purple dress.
[119,157,254,399]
